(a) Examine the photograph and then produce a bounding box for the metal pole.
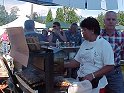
[30,4,33,20]
[3,0,4,6]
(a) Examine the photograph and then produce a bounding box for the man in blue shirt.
[65,23,83,46]
[24,20,44,42]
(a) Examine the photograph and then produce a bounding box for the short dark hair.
[24,20,35,30]
[105,11,117,16]
[53,22,61,27]
[80,17,100,35]
[71,23,78,26]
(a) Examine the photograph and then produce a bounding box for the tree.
[10,6,19,16]
[0,5,19,26]
[0,5,9,26]
[97,12,104,28]
[9,6,19,22]
[32,12,38,20]
[63,6,69,22]
[45,9,53,23]
[63,7,80,24]
[33,13,44,23]
[117,11,124,26]
[55,8,64,22]
[67,9,80,24]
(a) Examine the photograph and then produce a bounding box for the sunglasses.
[53,26,57,27]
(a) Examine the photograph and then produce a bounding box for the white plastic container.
[56,39,60,48]
[68,80,92,93]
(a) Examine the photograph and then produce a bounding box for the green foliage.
[32,12,43,23]
[9,6,19,22]
[63,6,69,21]
[45,6,81,25]
[55,8,64,22]
[45,9,53,24]
[0,5,19,26]
[32,12,38,20]
[96,12,104,29]
[35,16,44,23]
[0,5,9,25]
[66,9,80,24]
[10,6,19,16]
[117,11,124,26]
[63,7,80,24]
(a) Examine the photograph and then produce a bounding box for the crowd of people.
[23,19,84,48]
[47,22,83,46]
[0,11,124,93]
[22,11,124,93]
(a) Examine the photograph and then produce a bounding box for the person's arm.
[57,31,67,42]
[48,33,55,46]
[55,29,67,42]
[93,65,114,78]
[64,59,80,68]
[83,65,114,81]
[48,33,53,43]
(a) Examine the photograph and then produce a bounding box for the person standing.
[65,17,115,92]
[101,11,124,93]
[0,31,9,54]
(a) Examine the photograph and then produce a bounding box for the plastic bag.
[68,80,92,93]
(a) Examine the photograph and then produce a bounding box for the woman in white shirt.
[64,17,115,89]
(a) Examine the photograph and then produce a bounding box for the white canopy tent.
[0,15,46,35]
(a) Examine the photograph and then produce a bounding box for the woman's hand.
[83,73,94,81]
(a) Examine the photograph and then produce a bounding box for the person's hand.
[83,73,94,81]
[52,28,57,32]
[52,29,60,35]
[56,30,61,35]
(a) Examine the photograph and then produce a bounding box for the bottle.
[72,42,75,47]
[56,39,60,48]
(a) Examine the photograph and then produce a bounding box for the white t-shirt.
[74,36,114,77]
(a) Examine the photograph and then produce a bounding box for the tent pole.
[30,4,34,20]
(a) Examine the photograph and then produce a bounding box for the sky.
[0,0,124,18]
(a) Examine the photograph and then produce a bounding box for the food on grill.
[56,80,71,87]
[54,76,71,87]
